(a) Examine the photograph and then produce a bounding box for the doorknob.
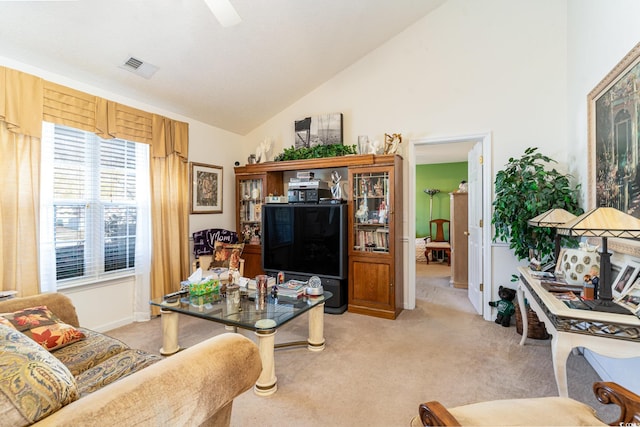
[464,231,470,236]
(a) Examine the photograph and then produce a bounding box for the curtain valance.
[152,114,188,160]
[0,66,187,154]
[0,67,44,138]
[43,82,96,133]
[96,99,154,145]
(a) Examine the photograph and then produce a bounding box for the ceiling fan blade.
[203,0,241,27]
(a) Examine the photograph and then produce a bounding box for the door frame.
[406,132,493,321]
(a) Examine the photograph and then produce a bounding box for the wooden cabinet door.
[349,258,396,319]
[450,192,468,288]
[242,244,264,278]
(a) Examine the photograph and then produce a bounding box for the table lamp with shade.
[556,207,640,314]
[528,208,578,263]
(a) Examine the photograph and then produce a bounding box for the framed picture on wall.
[190,162,223,214]
[294,113,343,149]
[588,41,640,256]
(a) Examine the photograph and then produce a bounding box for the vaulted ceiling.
[0,0,445,135]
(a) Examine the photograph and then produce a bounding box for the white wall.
[0,56,245,330]
[245,0,569,308]
[187,124,245,237]
[566,0,640,394]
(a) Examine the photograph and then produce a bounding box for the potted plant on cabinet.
[492,147,583,264]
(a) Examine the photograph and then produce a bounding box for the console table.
[517,267,640,397]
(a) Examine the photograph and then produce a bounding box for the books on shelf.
[355,228,389,251]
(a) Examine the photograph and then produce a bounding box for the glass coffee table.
[150,290,331,396]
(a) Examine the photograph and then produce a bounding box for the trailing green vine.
[274,144,357,161]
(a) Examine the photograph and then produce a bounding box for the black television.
[262,204,347,279]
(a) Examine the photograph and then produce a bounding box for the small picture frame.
[616,278,640,314]
[190,162,223,214]
[611,261,640,300]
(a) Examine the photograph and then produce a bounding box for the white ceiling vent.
[119,56,159,79]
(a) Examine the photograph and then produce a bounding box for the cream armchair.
[413,382,640,426]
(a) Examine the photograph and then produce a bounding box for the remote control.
[164,290,188,300]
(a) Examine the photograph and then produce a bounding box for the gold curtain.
[1,66,190,304]
[95,99,153,144]
[150,115,190,309]
[0,68,43,296]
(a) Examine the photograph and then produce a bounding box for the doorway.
[406,133,493,321]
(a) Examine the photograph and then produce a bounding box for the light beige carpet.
[107,262,615,426]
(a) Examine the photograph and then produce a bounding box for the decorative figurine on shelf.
[488,286,517,327]
[330,170,342,200]
[355,201,369,223]
[384,133,402,155]
[251,187,260,200]
[361,178,369,197]
[255,137,273,163]
[242,224,252,244]
[369,139,383,155]
[250,225,261,245]
[378,200,387,224]
[373,180,383,197]
[584,265,600,299]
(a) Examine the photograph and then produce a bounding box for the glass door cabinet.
[235,171,282,278]
[348,156,403,319]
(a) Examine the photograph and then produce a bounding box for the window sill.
[57,271,136,292]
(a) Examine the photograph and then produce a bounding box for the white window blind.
[40,122,150,289]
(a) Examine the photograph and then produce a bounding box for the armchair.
[413,381,640,426]
[424,219,451,266]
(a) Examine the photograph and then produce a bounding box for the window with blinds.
[41,122,149,285]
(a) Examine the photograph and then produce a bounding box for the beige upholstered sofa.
[0,293,262,426]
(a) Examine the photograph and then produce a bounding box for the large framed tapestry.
[589,41,640,255]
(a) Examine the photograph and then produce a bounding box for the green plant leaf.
[491,147,583,263]
[274,144,357,161]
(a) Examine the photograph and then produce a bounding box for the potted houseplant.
[492,147,583,264]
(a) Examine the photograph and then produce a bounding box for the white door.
[467,142,483,314]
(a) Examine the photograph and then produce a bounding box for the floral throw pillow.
[0,323,79,424]
[210,242,244,270]
[2,306,86,351]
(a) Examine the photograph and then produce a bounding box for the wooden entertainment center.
[234,154,403,319]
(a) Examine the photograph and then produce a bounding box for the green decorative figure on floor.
[488,286,516,327]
